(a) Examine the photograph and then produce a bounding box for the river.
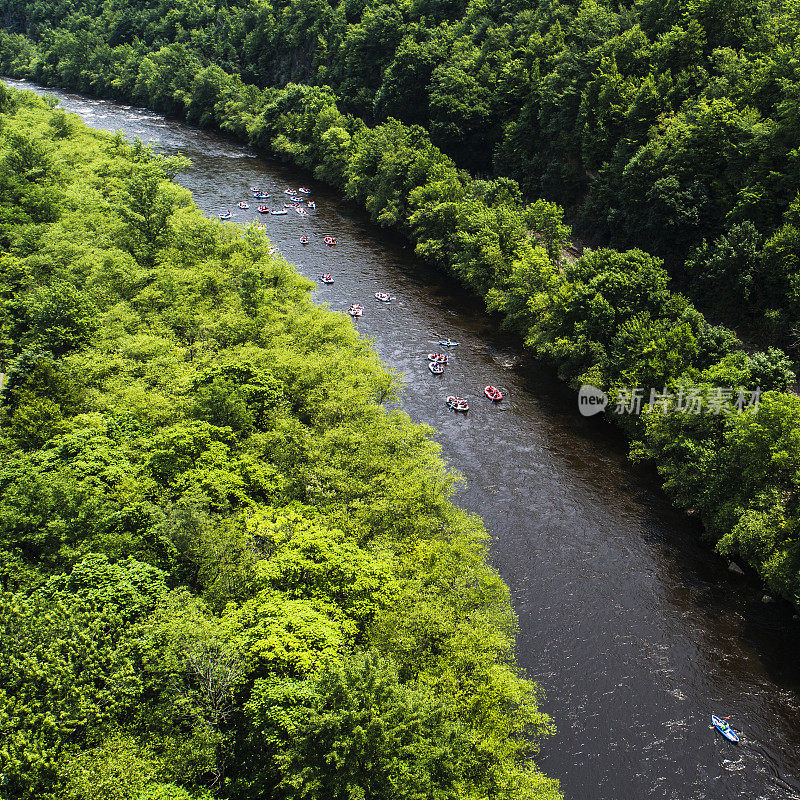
[10,78,800,800]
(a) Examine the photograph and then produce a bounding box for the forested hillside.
[0,86,562,800]
[3,0,800,347]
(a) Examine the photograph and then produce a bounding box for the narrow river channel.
[11,78,800,800]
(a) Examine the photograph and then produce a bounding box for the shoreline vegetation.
[0,86,561,800]
[1,21,799,613]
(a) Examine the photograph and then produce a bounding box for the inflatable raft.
[484,385,503,402]
[446,396,469,412]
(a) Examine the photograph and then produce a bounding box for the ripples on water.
[9,78,800,800]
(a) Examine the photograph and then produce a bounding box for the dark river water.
[11,78,800,800]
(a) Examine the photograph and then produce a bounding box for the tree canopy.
[0,89,561,800]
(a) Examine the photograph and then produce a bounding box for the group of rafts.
[220,187,337,251]
[222,183,504,414]
[219,186,317,220]
[332,270,503,413]
[424,342,503,411]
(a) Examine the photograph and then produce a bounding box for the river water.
[11,78,800,800]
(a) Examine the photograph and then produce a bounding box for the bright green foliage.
[9,280,98,354]
[60,734,171,800]
[0,90,559,800]
[640,390,800,604]
[711,394,800,599]
[270,651,469,800]
[0,555,168,799]
[525,200,571,265]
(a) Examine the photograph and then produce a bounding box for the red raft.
[484,385,503,402]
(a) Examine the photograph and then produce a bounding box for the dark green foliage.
[10,0,800,350]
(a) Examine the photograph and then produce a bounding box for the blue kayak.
[711,715,739,742]
[438,339,459,347]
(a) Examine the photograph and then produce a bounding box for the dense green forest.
[4,0,800,347]
[2,4,800,614]
[0,86,562,800]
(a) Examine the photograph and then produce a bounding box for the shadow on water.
[9,77,800,800]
